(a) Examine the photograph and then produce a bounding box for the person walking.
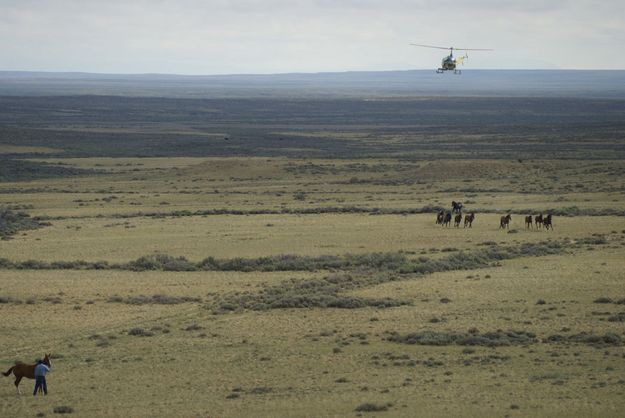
[33,359,50,396]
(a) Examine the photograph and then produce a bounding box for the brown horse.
[525,215,533,229]
[543,214,553,230]
[442,212,452,227]
[436,210,444,225]
[464,212,475,228]
[534,213,543,229]
[454,213,462,227]
[500,214,512,229]
[2,353,51,394]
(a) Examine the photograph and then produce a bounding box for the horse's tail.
[2,366,14,377]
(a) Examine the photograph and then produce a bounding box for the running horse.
[464,212,475,228]
[2,353,51,394]
[500,214,512,229]
[543,214,553,230]
[454,212,462,227]
[442,212,452,227]
[534,213,543,229]
[525,215,533,229]
[451,201,463,214]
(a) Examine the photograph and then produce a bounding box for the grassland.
[1,94,625,417]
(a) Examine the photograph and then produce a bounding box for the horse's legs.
[15,376,22,394]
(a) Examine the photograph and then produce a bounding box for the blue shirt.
[34,363,50,377]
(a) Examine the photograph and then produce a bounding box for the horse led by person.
[451,201,463,214]
[500,214,512,229]
[2,353,51,394]
[442,212,452,227]
[534,213,543,229]
[454,213,462,227]
[436,210,444,225]
[464,212,475,228]
[525,215,533,229]
[543,214,553,230]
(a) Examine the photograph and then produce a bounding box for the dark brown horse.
[464,212,475,228]
[535,213,543,229]
[436,210,444,225]
[543,214,553,230]
[525,215,533,229]
[454,213,462,227]
[442,212,452,227]
[2,353,51,394]
[500,214,512,229]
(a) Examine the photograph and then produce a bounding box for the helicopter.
[410,44,493,74]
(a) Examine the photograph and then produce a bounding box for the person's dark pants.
[33,376,47,395]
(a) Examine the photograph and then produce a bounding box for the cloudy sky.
[1,0,623,74]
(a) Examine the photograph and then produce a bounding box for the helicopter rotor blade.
[410,44,493,52]
[453,48,493,51]
[409,43,452,50]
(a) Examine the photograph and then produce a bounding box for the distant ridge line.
[1,70,624,99]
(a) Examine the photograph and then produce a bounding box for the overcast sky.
[1,0,623,74]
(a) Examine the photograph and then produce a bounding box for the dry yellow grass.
[2,213,623,262]
[2,249,624,417]
[1,157,625,417]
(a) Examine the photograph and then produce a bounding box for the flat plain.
[1,91,625,417]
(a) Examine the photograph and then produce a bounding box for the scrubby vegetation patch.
[386,329,538,347]
[0,208,49,239]
[215,273,410,312]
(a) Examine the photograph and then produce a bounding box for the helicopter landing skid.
[436,68,444,74]
[454,69,462,75]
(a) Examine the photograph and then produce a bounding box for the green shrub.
[0,208,49,239]
[387,330,537,347]
[127,254,196,271]
[546,332,623,347]
[128,328,154,337]
[52,406,74,414]
[607,313,625,322]
[354,403,389,412]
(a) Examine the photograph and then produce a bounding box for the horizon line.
[2,68,625,78]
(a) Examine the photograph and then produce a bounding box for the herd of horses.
[524,213,553,230]
[436,210,475,228]
[437,201,553,230]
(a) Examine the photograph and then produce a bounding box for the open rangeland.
[1,155,625,417]
[1,94,625,417]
